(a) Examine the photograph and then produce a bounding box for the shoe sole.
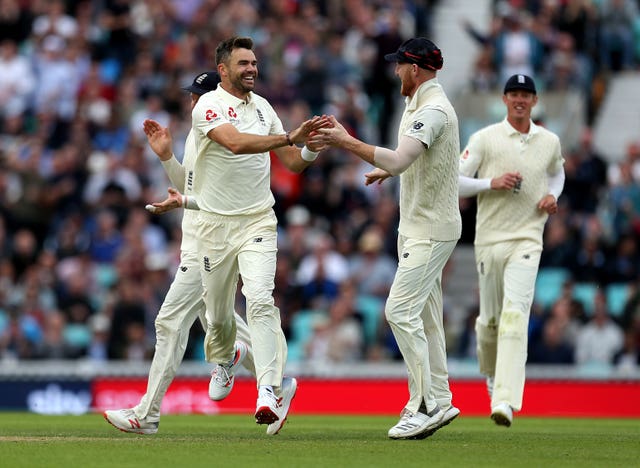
[103,412,157,435]
[255,407,279,425]
[491,412,512,427]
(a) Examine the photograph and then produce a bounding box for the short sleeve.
[404,106,447,148]
[192,96,229,138]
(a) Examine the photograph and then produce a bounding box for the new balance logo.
[203,256,211,272]
[187,171,194,189]
[256,109,265,124]
[403,253,409,258]
[128,418,141,429]
[180,266,188,272]
[254,237,263,243]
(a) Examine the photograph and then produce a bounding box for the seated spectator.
[348,226,396,300]
[296,231,349,308]
[529,316,575,364]
[575,291,624,365]
[304,284,365,364]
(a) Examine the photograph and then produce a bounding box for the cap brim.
[504,86,536,95]
[384,52,404,63]
[181,85,208,95]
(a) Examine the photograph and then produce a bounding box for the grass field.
[0,413,638,468]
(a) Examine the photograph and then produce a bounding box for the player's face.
[503,90,537,120]
[395,62,418,97]
[225,47,258,96]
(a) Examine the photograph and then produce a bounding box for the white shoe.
[209,341,249,401]
[437,405,460,430]
[255,387,281,425]
[103,409,159,435]
[388,407,444,440]
[486,376,494,399]
[491,402,513,427]
[266,377,297,435]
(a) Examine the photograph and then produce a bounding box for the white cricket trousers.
[196,209,287,388]
[474,240,541,411]
[385,235,457,415]
[134,250,255,421]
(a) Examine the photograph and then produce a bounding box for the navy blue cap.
[503,74,537,95]
[182,71,219,95]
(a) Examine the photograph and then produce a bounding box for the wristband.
[285,132,294,146]
[301,146,319,162]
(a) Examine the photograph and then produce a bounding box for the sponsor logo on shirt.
[256,109,265,125]
[228,107,237,119]
[205,109,218,121]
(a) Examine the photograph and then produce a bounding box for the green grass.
[0,413,638,467]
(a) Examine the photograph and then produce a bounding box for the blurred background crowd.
[0,0,639,374]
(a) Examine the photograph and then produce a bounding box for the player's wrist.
[301,146,319,162]
[159,152,175,162]
[285,132,294,146]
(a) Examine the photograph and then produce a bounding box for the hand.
[289,115,332,145]
[491,171,522,191]
[145,187,183,214]
[308,115,349,148]
[143,119,173,161]
[537,194,558,214]
[364,168,392,186]
[305,130,326,153]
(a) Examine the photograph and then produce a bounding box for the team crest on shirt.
[228,107,237,118]
[205,109,218,121]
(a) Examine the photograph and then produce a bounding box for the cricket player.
[310,37,462,440]
[458,74,565,426]
[104,71,255,435]
[146,36,329,434]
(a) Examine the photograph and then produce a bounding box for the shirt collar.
[502,118,540,137]
[406,77,440,110]
[215,85,254,106]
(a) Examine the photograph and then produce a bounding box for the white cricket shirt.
[191,86,285,215]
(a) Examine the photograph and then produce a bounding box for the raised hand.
[308,115,350,148]
[289,115,332,145]
[143,119,173,161]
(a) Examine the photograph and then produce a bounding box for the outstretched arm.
[207,115,331,157]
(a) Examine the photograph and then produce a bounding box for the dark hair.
[215,36,254,66]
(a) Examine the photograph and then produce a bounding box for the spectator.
[528,316,575,364]
[575,290,624,365]
[0,39,35,126]
[348,226,396,299]
[305,282,365,364]
[598,0,638,71]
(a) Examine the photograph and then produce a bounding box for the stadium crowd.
[0,0,639,373]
